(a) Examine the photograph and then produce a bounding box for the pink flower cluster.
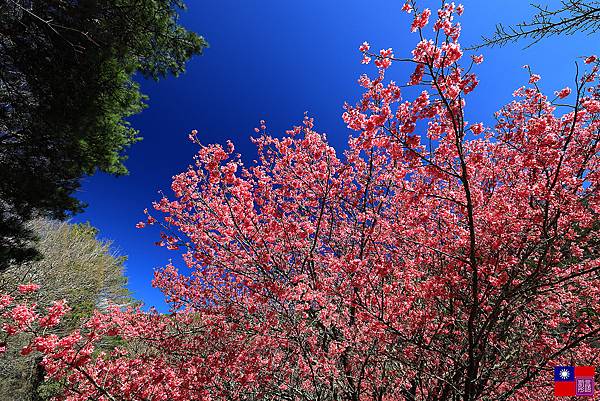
[411,8,431,32]
[555,87,571,99]
[374,48,394,69]
[17,283,40,294]
[1,2,599,401]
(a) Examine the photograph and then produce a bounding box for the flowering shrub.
[0,285,69,354]
[2,1,599,400]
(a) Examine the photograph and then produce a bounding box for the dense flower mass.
[411,8,431,32]
[555,86,571,99]
[1,1,599,400]
[17,283,40,294]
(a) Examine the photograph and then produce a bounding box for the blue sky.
[72,0,598,309]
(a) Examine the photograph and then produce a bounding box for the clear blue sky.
[72,0,598,309]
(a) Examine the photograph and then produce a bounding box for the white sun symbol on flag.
[560,369,570,380]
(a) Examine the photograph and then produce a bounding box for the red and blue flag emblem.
[554,366,595,397]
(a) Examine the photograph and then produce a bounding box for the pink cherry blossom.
[555,86,571,99]
[0,2,598,401]
[374,48,394,69]
[472,54,484,64]
[411,8,431,32]
[17,283,40,294]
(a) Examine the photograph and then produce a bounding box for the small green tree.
[0,219,135,400]
[0,0,207,269]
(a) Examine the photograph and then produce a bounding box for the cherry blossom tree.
[0,219,133,400]
[1,1,599,400]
